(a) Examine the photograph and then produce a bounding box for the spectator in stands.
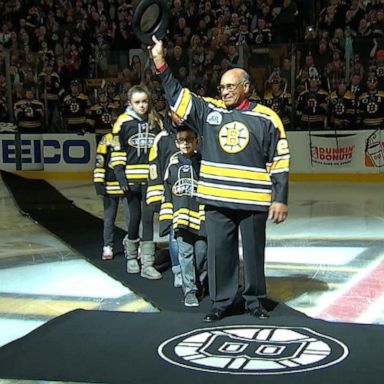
[93,33,110,78]
[325,49,346,91]
[14,86,44,133]
[280,57,293,92]
[273,0,299,43]
[225,43,241,67]
[356,17,373,38]
[328,79,357,129]
[87,88,119,140]
[345,0,366,32]
[168,45,189,80]
[358,74,384,128]
[262,78,292,130]
[129,54,143,85]
[250,17,272,45]
[296,75,329,130]
[0,89,8,122]
[313,38,334,77]
[60,79,90,133]
[318,5,339,37]
[296,53,321,95]
[38,61,61,132]
[370,7,384,37]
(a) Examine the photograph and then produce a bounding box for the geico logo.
[1,139,91,164]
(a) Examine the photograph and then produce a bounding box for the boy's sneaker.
[102,246,113,260]
[173,272,182,288]
[184,292,199,307]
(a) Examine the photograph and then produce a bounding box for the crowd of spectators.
[0,0,383,132]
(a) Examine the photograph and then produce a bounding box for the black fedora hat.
[132,0,170,45]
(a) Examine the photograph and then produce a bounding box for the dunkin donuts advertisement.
[365,129,384,168]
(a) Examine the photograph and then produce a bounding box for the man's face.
[176,131,198,157]
[219,70,248,108]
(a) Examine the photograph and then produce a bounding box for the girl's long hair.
[127,85,163,130]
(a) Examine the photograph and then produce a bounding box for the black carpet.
[1,171,383,383]
[0,308,383,384]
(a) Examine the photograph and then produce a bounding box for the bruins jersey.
[146,115,179,207]
[159,152,205,237]
[93,133,124,195]
[110,108,162,185]
[14,99,44,132]
[358,90,384,127]
[328,90,356,127]
[157,66,290,212]
[296,88,328,128]
[262,91,292,127]
[61,92,89,126]
[88,102,119,135]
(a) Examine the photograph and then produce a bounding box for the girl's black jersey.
[110,107,162,185]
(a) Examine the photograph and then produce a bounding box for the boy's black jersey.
[157,66,290,212]
[159,152,205,237]
[146,114,179,207]
[93,133,124,195]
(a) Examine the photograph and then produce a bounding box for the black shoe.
[203,309,225,323]
[250,306,269,319]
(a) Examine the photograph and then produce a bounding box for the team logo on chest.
[218,121,249,153]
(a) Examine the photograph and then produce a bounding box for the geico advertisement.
[0,133,96,171]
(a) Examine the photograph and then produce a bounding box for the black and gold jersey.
[159,152,205,237]
[14,98,44,131]
[157,66,290,212]
[146,115,179,207]
[262,90,292,127]
[110,108,162,184]
[328,90,356,127]
[358,90,384,127]
[61,92,89,125]
[88,102,119,135]
[93,133,124,195]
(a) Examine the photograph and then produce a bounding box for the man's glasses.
[217,82,244,93]
[176,137,197,144]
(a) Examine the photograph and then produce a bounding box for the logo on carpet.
[158,326,349,375]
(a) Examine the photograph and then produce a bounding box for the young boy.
[93,132,130,260]
[159,126,207,307]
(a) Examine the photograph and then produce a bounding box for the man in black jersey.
[150,35,290,321]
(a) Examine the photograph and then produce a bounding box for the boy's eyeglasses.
[176,137,197,144]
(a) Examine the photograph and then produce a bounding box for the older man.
[150,35,290,321]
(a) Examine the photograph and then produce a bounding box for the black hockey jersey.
[146,114,179,207]
[93,132,125,195]
[157,66,290,212]
[14,98,44,132]
[159,152,205,237]
[110,107,162,186]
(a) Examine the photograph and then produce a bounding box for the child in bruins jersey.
[159,127,207,307]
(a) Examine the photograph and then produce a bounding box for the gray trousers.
[103,195,129,247]
[176,230,207,296]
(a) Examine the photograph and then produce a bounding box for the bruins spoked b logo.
[218,122,249,153]
[158,326,349,375]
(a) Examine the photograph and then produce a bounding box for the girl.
[111,85,162,279]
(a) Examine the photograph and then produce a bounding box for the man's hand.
[268,202,288,224]
[150,35,166,69]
